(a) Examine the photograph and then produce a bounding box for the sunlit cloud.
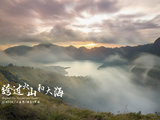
[55,41,123,49]
[0,0,160,48]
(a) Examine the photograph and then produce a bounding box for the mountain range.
[4,37,160,62]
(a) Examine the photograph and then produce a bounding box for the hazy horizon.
[0,0,160,50]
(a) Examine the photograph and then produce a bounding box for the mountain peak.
[35,43,55,47]
[152,37,160,55]
[154,37,160,45]
[5,45,32,55]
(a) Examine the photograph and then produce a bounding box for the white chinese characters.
[1,83,64,98]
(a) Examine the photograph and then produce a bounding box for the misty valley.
[1,0,160,119]
[46,58,160,114]
[0,37,160,119]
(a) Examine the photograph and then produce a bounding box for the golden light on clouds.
[0,43,39,50]
[0,45,18,50]
[0,0,159,48]
[85,43,96,49]
[0,42,123,50]
[55,41,123,49]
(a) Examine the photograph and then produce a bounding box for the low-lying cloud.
[50,54,160,114]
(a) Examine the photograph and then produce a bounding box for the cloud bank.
[0,0,160,48]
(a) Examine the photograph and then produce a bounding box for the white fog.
[47,59,159,114]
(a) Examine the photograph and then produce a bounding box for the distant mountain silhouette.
[151,37,160,55]
[4,37,160,62]
[5,45,32,55]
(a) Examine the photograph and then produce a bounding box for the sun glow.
[84,43,96,49]
[55,41,123,49]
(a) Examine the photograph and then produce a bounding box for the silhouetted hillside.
[4,37,160,63]
[151,37,160,55]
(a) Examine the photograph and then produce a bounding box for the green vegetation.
[0,65,160,120]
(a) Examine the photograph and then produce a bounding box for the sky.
[0,0,160,49]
